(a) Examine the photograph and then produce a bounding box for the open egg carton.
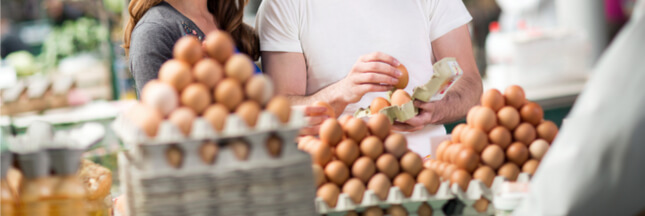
[316,182,454,216]
[450,173,531,215]
[114,110,317,216]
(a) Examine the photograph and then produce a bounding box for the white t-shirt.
[256,0,472,157]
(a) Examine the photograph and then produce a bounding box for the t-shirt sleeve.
[427,0,473,41]
[129,22,176,93]
[255,0,302,53]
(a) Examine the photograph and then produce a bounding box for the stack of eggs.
[299,113,441,216]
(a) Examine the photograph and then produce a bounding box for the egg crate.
[449,173,531,215]
[316,181,454,216]
[1,77,75,115]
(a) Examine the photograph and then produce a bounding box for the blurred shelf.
[0,100,136,128]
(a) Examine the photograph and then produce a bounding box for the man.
[256,0,482,156]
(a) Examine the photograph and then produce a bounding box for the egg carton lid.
[411,57,463,102]
[353,91,417,123]
[1,82,26,103]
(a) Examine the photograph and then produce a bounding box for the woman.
[124,0,259,93]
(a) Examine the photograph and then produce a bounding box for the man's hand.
[294,105,329,136]
[331,52,403,104]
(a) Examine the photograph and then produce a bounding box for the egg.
[173,35,203,65]
[497,110,519,134]
[266,96,291,123]
[537,120,558,143]
[506,142,529,166]
[423,159,434,169]
[400,152,423,177]
[488,126,512,150]
[310,141,332,166]
[367,173,391,200]
[312,101,336,118]
[387,205,408,216]
[266,135,282,157]
[418,202,433,216]
[473,106,498,132]
[312,164,326,187]
[455,147,479,173]
[467,105,482,125]
[245,75,274,105]
[514,123,537,145]
[522,159,540,175]
[298,136,316,151]
[451,123,468,143]
[345,118,368,142]
[229,140,250,161]
[473,198,490,213]
[224,54,254,83]
[324,160,350,186]
[199,141,218,164]
[503,85,526,109]
[393,173,415,197]
[450,169,472,191]
[391,89,412,106]
[140,80,178,116]
[168,107,197,136]
[370,97,391,114]
[482,89,505,111]
[235,101,261,127]
[317,183,340,207]
[367,114,391,140]
[342,178,365,204]
[335,139,360,166]
[442,164,458,180]
[459,126,472,144]
[417,169,440,194]
[462,127,487,153]
[436,162,447,177]
[338,115,354,126]
[352,156,376,183]
[498,163,520,181]
[320,119,343,146]
[202,104,229,132]
[214,78,244,111]
[384,133,408,158]
[363,206,385,216]
[204,31,234,64]
[393,64,410,89]
[126,103,163,137]
[520,102,544,126]
[446,144,465,164]
[529,139,549,160]
[158,60,193,91]
[481,145,505,170]
[473,166,495,187]
[192,58,223,88]
[435,140,452,162]
[360,136,384,160]
[376,154,400,179]
[181,83,211,114]
[165,145,184,168]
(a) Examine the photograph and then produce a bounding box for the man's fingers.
[305,106,328,116]
[354,72,399,85]
[306,115,328,126]
[360,52,400,66]
[392,122,424,132]
[355,62,401,78]
[357,84,392,94]
[413,100,436,111]
[300,126,321,136]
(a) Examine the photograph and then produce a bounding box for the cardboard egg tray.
[449,173,531,215]
[315,181,455,216]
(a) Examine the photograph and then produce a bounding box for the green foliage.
[38,17,109,71]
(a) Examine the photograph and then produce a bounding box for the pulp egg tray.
[316,181,455,216]
[353,90,418,123]
[450,173,531,215]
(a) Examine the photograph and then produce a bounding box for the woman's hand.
[294,105,329,136]
[331,52,403,104]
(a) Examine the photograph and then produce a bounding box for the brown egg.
[473,198,490,213]
[400,152,423,177]
[165,145,183,168]
[214,78,243,111]
[312,164,326,187]
[387,205,408,216]
[393,173,415,197]
[423,159,434,169]
[473,166,495,187]
[384,133,408,158]
[417,169,440,195]
[455,147,479,173]
[204,31,234,64]
[367,173,391,200]
[436,162,447,177]
[473,106,497,132]
[394,64,409,89]
[320,119,343,146]
[266,96,291,123]
[126,103,163,137]
[376,154,400,179]
[503,85,526,109]
[199,141,218,164]
[352,156,376,183]
[489,126,512,150]
[235,101,261,127]
[418,202,433,216]
[338,115,354,126]
[298,136,316,151]
[363,206,385,216]
[529,139,549,160]
[429,160,441,171]
[481,145,505,170]
[498,163,520,181]
[342,178,366,204]
[345,118,368,142]
[225,54,254,83]
[467,105,482,125]
[202,104,228,132]
[245,75,274,105]
[446,144,465,164]
[391,89,412,106]
[158,59,193,91]
[463,127,487,153]
[173,35,203,65]
[229,140,250,161]
[497,106,521,130]
[335,139,360,166]
[451,123,468,143]
[450,169,472,191]
[141,80,178,116]
[520,102,543,126]
[312,101,336,118]
[370,97,391,114]
[443,164,458,180]
[192,58,223,88]
[360,136,384,160]
[482,89,505,111]
[506,142,529,166]
[317,183,340,207]
[367,114,391,140]
[514,123,537,145]
[168,107,197,136]
[537,120,558,143]
[435,140,452,162]
[310,141,333,166]
[266,135,282,157]
[324,160,350,186]
[181,83,211,114]
[522,159,540,175]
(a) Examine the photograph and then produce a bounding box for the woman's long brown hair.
[123,0,260,60]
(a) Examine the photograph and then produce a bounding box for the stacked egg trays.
[423,85,559,215]
[299,114,452,216]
